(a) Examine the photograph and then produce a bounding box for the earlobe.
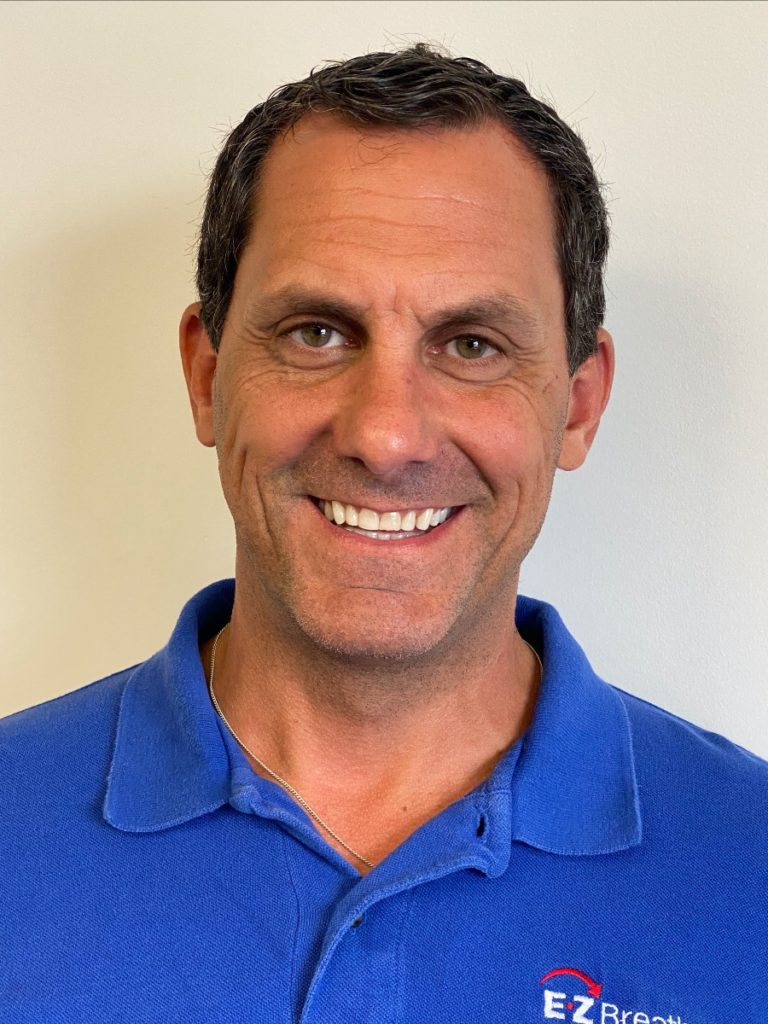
[557,328,615,471]
[179,302,218,448]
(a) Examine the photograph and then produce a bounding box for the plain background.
[2,0,766,757]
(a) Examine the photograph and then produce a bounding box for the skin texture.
[180,114,614,870]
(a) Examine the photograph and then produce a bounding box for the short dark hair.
[196,44,609,374]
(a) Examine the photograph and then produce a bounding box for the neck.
[203,584,540,870]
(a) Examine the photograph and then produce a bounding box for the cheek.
[456,387,560,493]
[216,366,326,475]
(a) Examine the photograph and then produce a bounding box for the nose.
[331,344,441,479]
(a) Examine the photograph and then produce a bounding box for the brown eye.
[452,336,493,359]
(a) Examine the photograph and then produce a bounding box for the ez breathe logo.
[541,968,602,1023]
[540,966,690,1024]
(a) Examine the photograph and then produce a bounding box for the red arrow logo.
[540,967,603,999]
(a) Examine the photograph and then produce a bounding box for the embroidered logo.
[541,967,601,1023]
[539,966,690,1024]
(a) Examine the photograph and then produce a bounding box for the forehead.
[256,111,554,237]
[236,112,562,325]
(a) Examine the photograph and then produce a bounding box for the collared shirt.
[1,579,766,1022]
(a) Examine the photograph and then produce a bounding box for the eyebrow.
[244,286,543,338]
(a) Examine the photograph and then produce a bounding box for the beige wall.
[2,1,767,755]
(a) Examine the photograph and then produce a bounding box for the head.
[181,46,614,674]
[197,44,609,377]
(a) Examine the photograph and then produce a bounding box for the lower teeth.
[342,526,427,540]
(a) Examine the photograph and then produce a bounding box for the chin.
[291,604,456,666]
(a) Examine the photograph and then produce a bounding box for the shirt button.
[351,916,364,928]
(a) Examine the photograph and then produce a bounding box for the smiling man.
[180,109,611,870]
[2,45,766,1022]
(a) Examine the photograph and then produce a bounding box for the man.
[2,45,766,1023]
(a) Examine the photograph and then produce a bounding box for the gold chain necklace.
[208,623,375,869]
[207,623,543,872]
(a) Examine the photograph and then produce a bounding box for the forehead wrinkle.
[297,210,462,231]
[271,219,515,261]
[320,183,493,208]
[293,179,505,221]
[283,202,493,234]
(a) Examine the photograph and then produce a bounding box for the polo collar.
[103,580,234,832]
[507,596,642,856]
[104,581,641,858]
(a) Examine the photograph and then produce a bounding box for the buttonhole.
[351,915,364,928]
[476,815,486,837]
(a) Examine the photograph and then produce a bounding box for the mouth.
[310,497,458,540]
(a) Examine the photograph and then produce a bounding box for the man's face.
[185,114,609,663]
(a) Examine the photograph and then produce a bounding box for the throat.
[203,601,541,869]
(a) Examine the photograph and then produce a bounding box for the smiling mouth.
[311,498,457,540]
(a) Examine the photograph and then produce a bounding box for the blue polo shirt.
[1,579,766,1023]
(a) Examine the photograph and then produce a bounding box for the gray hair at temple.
[196,44,609,375]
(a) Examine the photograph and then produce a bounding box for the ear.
[557,328,615,471]
[179,302,217,448]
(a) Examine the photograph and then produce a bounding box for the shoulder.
[0,667,135,793]
[613,684,768,854]
[615,682,768,778]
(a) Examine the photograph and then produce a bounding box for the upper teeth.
[322,500,452,532]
